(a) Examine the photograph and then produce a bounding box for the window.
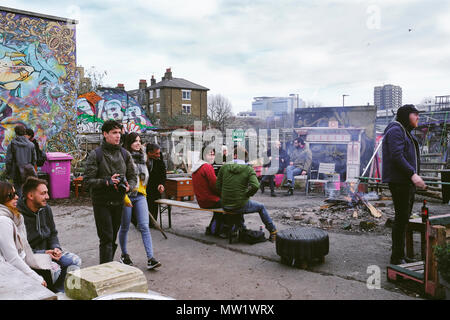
[182,104,191,114]
[150,104,154,113]
[182,90,191,100]
[156,89,160,98]
[156,103,160,113]
[149,90,153,99]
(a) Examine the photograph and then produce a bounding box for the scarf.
[0,205,42,269]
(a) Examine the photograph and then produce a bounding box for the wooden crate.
[165,177,194,201]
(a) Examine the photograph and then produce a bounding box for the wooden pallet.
[387,222,447,299]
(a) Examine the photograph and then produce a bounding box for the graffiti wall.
[77,88,155,133]
[294,106,377,177]
[0,8,77,167]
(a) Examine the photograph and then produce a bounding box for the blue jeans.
[119,194,154,259]
[226,200,276,232]
[36,250,82,293]
[285,166,303,188]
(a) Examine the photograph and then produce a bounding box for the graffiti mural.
[0,9,78,167]
[77,88,156,133]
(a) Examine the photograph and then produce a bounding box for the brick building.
[129,68,209,123]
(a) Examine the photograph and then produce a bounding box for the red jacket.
[192,161,220,208]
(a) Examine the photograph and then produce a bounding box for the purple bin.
[41,152,73,199]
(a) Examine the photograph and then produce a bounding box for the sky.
[3,0,450,113]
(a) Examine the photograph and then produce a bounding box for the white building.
[252,94,305,115]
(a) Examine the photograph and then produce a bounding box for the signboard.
[232,129,245,142]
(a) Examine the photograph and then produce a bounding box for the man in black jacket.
[84,120,137,264]
[18,177,81,292]
[260,140,289,197]
[145,143,166,223]
[5,125,36,197]
[382,104,427,265]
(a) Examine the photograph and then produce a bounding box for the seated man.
[285,137,312,196]
[18,177,82,292]
[216,147,277,242]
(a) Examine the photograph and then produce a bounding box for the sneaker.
[147,257,161,270]
[270,191,276,197]
[269,230,277,243]
[120,254,133,266]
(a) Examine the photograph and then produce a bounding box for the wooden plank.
[155,199,231,214]
[0,263,57,300]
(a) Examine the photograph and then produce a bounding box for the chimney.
[139,79,147,90]
[151,75,156,86]
[117,83,125,90]
[164,68,172,80]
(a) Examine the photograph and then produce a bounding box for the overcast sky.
[3,0,450,113]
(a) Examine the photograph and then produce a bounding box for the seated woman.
[118,132,161,270]
[192,146,221,209]
[0,181,50,288]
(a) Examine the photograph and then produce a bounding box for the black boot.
[271,191,276,197]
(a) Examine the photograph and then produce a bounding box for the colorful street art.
[0,9,78,168]
[77,88,156,133]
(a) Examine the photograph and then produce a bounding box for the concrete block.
[65,261,148,300]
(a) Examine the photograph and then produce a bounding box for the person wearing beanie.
[382,104,426,265]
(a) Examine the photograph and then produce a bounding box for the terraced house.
[130,68,209,123]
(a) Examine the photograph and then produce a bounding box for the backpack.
[239,228,266,244]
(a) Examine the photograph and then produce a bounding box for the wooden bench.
[154,199,242,243]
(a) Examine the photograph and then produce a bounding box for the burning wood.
[323,185,383,219]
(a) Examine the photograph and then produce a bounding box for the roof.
[0,6,78,24]
[148,77,209,91]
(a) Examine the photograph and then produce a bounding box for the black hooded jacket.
[381,110,420,184]
[17,198,61,252]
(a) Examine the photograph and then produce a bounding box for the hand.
[42,280,47,287]
[301,170,307,175]
[52,248,62,260]
[157,184,165,193]
[125,181,130,193]
[411,174,426,189]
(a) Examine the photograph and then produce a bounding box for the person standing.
[260,140,289,197]
[84,120,137,264]
[382,104,426,265]
[5,125,36,197]
[145,143,166,223]
[118,133,161,269]
[25,128,47,167]
[284,137,312,196]
[18,177,82,292]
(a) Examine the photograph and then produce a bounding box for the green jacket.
[216,163,259,209]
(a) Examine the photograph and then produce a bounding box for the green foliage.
[434,242,450,283]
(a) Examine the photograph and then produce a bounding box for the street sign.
[232,129,245,142]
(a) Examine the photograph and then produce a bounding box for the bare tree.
[77,65,108,95]
[208,94,233,132]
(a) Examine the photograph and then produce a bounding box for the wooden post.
[425,224,446,298]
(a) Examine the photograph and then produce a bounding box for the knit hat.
[396,104,421,128]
